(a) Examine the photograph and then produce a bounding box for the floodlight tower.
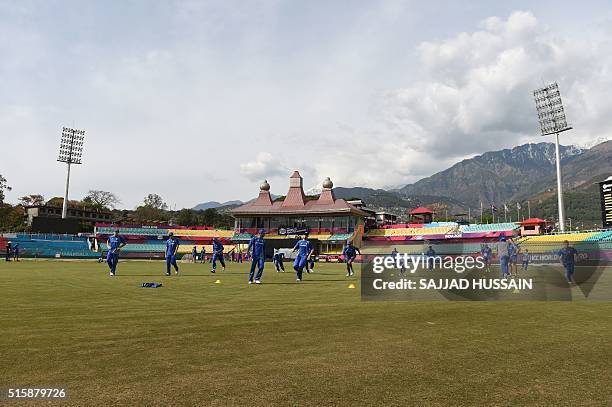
[57,127,85,219]
[533,83,572,232]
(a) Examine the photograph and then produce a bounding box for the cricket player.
[211,237,225,273]
[191,246,197,263]
[246,229,266,284]
[342,240,361,277]
[200,246,206,263]
[508,237,519,276]
[481,244,492,272]
[292,232,313,282]
[558,240,578,284]
[12,243,20,261]
[273,249,285,272]
[426,245,436,272]
[106,230,127,276]
[165,232,180,276]
[497,236,510,278]
[521,249,529,271]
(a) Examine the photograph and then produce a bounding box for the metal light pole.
[533,83,572,232]
[57,127,85,219]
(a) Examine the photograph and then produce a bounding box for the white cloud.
[239,152,287,182]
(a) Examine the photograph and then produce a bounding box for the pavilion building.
[231,171,370,257]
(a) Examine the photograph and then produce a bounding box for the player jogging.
[165,232,180,276]
[211,237,225,273]
[292,232,313,282]
[343,240,361,277]
[558,240,578,284]
[246,229,266,284]
[106,229,127,276]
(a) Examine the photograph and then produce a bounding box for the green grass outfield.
[1,260,611,406]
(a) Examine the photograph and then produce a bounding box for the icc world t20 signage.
[599,176,612,228]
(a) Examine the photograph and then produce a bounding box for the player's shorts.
[510,255,518,263]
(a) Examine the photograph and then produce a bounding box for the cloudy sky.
[1,0,611,209]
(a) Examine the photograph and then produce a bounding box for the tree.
[0,174,11,204]
[19,194,45,206]
[132,194,169,223]
[143,194,167,210]
[176,209,196,226]
[83,190,120,210]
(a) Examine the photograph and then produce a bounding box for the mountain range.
[193,140,611,226]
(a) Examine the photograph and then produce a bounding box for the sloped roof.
[409,206,433,215]
[519,217,547,225]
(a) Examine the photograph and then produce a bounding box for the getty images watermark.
[370,253,532,291]
[360,244,610,301]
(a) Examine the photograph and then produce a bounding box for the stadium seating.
[5,234,97,258]
[459,223,519,233]
[96,226,167,236]
[366,225,458,238]
[585,230,612,242]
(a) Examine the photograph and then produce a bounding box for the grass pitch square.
[1,260,611,406]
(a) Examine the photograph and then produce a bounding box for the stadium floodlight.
[57,127,86,219]
[533,82,572,232]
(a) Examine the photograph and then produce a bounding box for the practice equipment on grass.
[141,282,163,288]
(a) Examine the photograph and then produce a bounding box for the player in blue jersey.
[497,236,510,278]
[292,232,314,282]
[508,237,519,276]
[425,245,436,271]
[480,244,492,272]
[342,240,361,277]
[165,232,180,276]
[273,249,285,272]
[211,237,225,273]
[106,230,127,276]
[521,249,529,271]
[12,242,20,261]
[191,246,197,263]
[558,240,578,284]
[246,229,266,284]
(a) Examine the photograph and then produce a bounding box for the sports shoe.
[296,278,301,282]
[248,280,253,284]
[210,269,216,273]
[165,272,171,276]
[109,272,115,276]
[346,272,350,277]
[175,270,179,275]
[255,280,261,284]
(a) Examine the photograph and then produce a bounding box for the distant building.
[231,171,371,256]
[25,205,112,233]
[375,211,397,226]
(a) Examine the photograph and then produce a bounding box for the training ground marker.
[215,280,221,284]
[348,283,356,289]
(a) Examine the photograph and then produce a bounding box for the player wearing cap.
[106,230,127,276]
[211,237,225,273]
[165,232,180,276]
[246,229,266,284]
[292,232,313,282]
